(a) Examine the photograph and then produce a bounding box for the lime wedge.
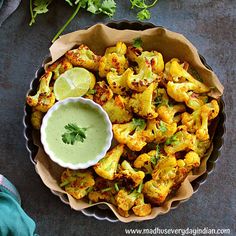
[54,67,91,100]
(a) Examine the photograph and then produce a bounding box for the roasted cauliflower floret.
[93,144,124,180]
[107,68,132,95]
[31,109,44,130]
[193,139,211,158]
[143,119,177,143]
[126,45,143,62]
[99,42,129,78]
[134,150,157,174]
[164,130,196,155]
[26,71,55,112]
[102,95,132,124]
[181,100,219,141]
[47,56,73,80]
[65,44,101,71]
[143,179,173,205]
[60,169,95,200]
[112,118,147,151]
[129,83,158,119]
[93,81,113,106]
[138,51,164,75]
[166,60,210,108]
[152,155,178,181]
[126,60,157,92]
[115,189,140,215]
[157,104,186,124]
[132,193,152,217]
[116,160,145,187]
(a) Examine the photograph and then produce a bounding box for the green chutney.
[45,102,108,164]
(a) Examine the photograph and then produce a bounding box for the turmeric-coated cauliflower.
[132,193,152,217]
[47,56,73,80]
[143,118,177,143]
[116,160,145,187]
[181,100,219,141]
[26,71,55,112]
[93,81,113,106]
[31,109,44,130]
[164,130,196,155]
[113,118,147,151]
[65,44,101,71]
[126,45,143,62]
[60,169,95,200]
[106,68,132,95]
[93,144,124,180]
[102,95,132,124]
[99,42,129,77]
[129,83,158,119]
[134,150,157,174]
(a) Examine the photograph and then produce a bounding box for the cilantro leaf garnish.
[132,118,146,130]
[159,121,167,133]
[165,134,179,145]
[133,37,143,48]
[137,8,151,20]
[62,123,87,145]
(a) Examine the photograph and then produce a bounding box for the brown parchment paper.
[34,24,224,222]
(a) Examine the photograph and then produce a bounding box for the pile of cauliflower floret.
[27,41,220,218]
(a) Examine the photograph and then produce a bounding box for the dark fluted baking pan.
[23,21,226,222]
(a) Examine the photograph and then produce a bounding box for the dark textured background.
[0,1,235,235]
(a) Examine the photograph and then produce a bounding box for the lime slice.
[54,67,91,100]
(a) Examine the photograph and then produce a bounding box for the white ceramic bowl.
[40,97,113,169]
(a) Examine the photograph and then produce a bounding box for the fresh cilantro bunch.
[29,0,159,42]
[130,0,159,20]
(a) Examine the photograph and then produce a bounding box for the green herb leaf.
[62,123,87,145]
[87,89,96,95]
[100,0,116,17]
[101,187,112,192]
[159,121,167,133]
[132,118,146,130]
[133,37,143,48]
[165,134,179,145]
[150,144,160,165]
[114,183,119,192]
[137,181,143,193]
[137,8,151,20]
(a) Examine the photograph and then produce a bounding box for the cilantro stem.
[29,0,35,26]
[146,0,159,8]
[52,3,81,43]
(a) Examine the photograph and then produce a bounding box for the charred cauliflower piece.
[102,95,132,124]
[116,160,145,187]
[31,109,44,130]
[181,100,219,141]
[134,150,157,174]
[93,144,124,180]
[99,42,129,78]
[143,179,173,205]
[60,169,95,200]
[47,56,73,80]
[132,193,152,217]
[138,51,164,75]
[126,45,143,62]
[115,189,140,216]
[65,44,101,71]
[127,60,157,92]
[129,83,158,119]
[164,130,196,155]
[93,81,113,106]
[113,118,147,151]
[26,71,55,112]
[166,60,210,109]
[157,104,186,124]
[143,119,177,143]
[107,68,132,95]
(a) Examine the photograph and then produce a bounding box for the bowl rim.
[23,20,226,222]
[40,97,113,169]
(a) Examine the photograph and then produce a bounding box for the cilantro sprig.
[62,123,88,145]
[29,1,159,42]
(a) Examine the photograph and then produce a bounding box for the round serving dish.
[40,97,113,170]
[23,21,226,222]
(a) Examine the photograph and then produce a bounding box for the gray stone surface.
[0,0,235,235]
